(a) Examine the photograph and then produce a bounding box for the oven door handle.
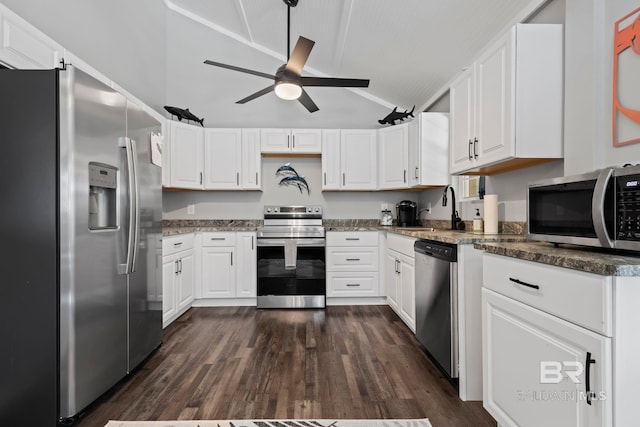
[257,238,326,247]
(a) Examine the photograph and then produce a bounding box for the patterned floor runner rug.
[104,419,433,427]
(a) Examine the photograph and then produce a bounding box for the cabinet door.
[407,119,421,187]
[176,250,195,312]
[340,130,377,190]
[385,250,400,313]
[0,12,63,69]
[169,121,203,189]
[260,129,290,153]
[291,129,321,153]
[203,128,241,189]
[321,129,341,190]
[241,129,261,189]
[162,254,178,327]
[475,29,513,166]
[449,67,475,174]
[378,124,409,189]
[201,247,236,298]
[236,232,257,298]
[483,289,612,427]
[398,253,416,332]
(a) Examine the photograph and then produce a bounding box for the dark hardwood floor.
[76,305,496,427]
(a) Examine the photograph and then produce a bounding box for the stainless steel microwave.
[527,165,640,251]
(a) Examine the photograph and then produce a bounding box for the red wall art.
[613,6,640,147]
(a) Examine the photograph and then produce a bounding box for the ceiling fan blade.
[236,85,275,104]
[298,89,319,113]
[285,36,315,75]
[204,60,275,80]
[301,77,370,88]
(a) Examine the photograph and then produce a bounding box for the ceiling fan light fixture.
[274,81,302,100]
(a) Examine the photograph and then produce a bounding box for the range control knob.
[266,208,271,213]
[274,208,279,212]
[315,207,320,212]
[307,207,312,212]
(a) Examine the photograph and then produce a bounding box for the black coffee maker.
[396,200,418,227]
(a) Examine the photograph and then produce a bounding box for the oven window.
[529,180,598,237]
[257,246,326,296]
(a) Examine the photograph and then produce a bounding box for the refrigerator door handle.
[119,136,139,274]
[129,138,140,273]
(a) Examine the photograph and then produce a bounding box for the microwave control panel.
[616,173,640,241]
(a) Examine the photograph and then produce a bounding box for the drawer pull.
[509,277,540,290]
[211,237,226,241]
[346,283,361,287]
[346,258,361,261]
[585,352,596,406]
[345,238,360,241]
[173,242,183,247]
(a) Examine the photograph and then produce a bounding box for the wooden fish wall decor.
[275,163,310,195]
[378,105,415,126]
[164,105,204,126]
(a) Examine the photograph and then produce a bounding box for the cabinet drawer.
[327,272,379,296]
[386,233,417,258]
[326,247,378,271]
[163,233,195,256]
[483,254,612,336]
[201,232,236,247]
[326,231,378,246]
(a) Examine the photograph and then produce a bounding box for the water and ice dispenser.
[88,163,117,230]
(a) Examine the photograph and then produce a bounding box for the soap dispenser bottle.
[473,208,484,233]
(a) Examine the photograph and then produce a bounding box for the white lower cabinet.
[326,231,380,299]
[482,253,613,427]
[162,234,195,328]
[385,234,417,332]
[198,231,256,302]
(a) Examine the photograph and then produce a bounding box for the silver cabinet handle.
[178,258,182,274]
[237,172,239,186]
[175,259,179,275]
[200,172,203,184]
[210,237,226,241]
[468,139,473,160]
[324,173,326,186]
[346,283,361,287]
[404,169,407,183]
[345,237,360,241]
[415,167,419,180]
[292,134,295,148]
[230,252,233,266]
[287,134,290,148]
[342,173,345,186]
[251,236,254,250]
[256,172,258,185]
[346,258,361,261]
[473,137,478,159]
[173,242,183,247]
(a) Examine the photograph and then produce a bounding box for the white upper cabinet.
[0,8,63,69]
[260,128,321,154]
[169,121,204,189]
[322,129,377,191]
[449,24,563,175]
[408,113,450,187]
[203,128,242,190]
[378,124,409,189]
[241,129,261,190]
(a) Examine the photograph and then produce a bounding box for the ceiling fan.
[203,0,370,113]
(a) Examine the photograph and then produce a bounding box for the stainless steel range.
[256,205,326,308]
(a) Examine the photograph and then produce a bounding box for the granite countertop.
[475,241,640,277]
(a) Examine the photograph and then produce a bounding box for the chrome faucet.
[442,185,460,230]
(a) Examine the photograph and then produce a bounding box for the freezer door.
[59,67,129,419]
[126,99,162,371]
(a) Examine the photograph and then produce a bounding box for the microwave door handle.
[592,167,614,249]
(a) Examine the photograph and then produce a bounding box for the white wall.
[163,156,419,219]
[0,0,168,113]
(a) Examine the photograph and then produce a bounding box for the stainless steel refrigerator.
[0,66,163,426]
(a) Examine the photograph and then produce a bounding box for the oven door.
[256,238,326,308]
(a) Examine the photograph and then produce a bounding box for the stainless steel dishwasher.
[414,239,458,379]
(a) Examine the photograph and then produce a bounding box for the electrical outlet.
[187,204,195,215]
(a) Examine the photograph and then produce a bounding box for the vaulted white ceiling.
[164,0,548,127]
